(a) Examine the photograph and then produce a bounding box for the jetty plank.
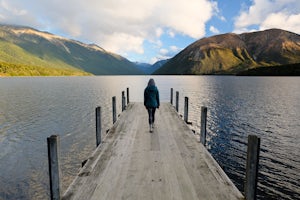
[63,103,244,200]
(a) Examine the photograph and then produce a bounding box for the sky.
[0,0,300,64]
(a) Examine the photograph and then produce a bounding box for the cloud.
[261,12,300,33]
[209,26,220,34]
[150,45,183,64]
[160,45,182,56]
[0,0,218,57]
[0,0,26,16]
[159,48,169,55]
[211,1,226,22]
[155,28,164,38]
[170,45,181,52]
[234,0,300,33]
[168,30,175,38]
[101,32,145,54]
[219,16,226,22]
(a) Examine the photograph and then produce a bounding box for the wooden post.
[176,91,179,112]
[170,88,173,105]
[245,135,260,200]
[122,91,126,111]
[112,96,116,124]
[47,135,61,200]
[184,97,189,123]
[200,106,207,145]
[126,87,129,104]
[96,106,101,147]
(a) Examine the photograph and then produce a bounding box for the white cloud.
[101,32,145,54]
[220,16,226,22]
[234,0,300,33]
[209,26,220,34]
[153,40,163,49]
[159,48,169,55]
[151,45,182,64]
[159,45,182,57]
[150,57,162,64]
[261,12,300,33]
[150,55,170,64]
[0,0,26,16]
[155,28,164,38]
[170,45,181,52]
[211,1,226,22]
[168,30,175,38]
[0,0,218,56]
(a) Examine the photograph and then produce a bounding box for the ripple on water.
[0,76,299,200]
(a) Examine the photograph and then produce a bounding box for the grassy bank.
[0,62,91,76]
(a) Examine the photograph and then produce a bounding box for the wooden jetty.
[61,102,244,200]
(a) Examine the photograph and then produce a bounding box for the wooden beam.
[200,106,207,145]
[176,91,179,112]
[112,96,116,124]
[122,91,126,111]
[47,135,61,200]
[184,97,189,123]
[126,87,130,104]
[245,135,260,200]
[170,88,173,105]
[96,107,102,147]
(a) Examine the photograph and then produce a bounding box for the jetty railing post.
[126,87,129,104]
[176,91,179,112]
[245,135,260,200]
[96,106,102,147]
[112,96,116,124]
[47,135,61,200]
[184,97,189,123]
[122,91,126,111]
[200,106,207,145]
[170,88,173,105]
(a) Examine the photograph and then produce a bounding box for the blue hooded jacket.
[144,79,160,108]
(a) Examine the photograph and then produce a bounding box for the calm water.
[0,76,299,200]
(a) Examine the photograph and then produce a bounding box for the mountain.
[154,29,300,75]
[151,59,169,73]
[0,25,143,76]
[134,62,152,74]
[237,63,300,76]
[135,59,169,74]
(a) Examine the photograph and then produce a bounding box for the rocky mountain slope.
[154,29,300,75]
[0,25,143,75]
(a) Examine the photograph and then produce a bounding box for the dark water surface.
[0,76,299,199]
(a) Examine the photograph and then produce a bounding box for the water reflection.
[0,76,299,200]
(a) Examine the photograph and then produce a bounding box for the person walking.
[144,78,160,132]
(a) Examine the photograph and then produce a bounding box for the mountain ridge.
[1,25,299,76]
[135,59,169,74]
[0,24,144,75]
[154,29,300,75]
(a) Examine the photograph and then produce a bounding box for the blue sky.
[1,0,299,64]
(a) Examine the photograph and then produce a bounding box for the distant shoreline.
[1,63,300,77]
[237,63,300,76]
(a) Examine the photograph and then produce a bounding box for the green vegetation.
[0,62,91,76]
[237,63,300,76]
[191,48,256,74]
[0,25,144,76]
[154,29,300,75]
[0,40,79,69]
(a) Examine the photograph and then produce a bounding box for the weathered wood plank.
[62,103,244,200]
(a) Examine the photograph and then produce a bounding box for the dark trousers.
[147,107,156,125]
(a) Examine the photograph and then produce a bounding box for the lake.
[0,76,299,200]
